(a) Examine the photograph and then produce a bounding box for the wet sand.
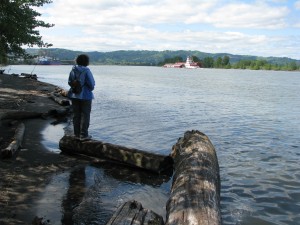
[0,73,87,224]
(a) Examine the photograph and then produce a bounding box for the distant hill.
[26,48,300,66]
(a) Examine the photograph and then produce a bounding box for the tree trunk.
[1,110,43,120]
[106,200,164,225]
[59,135,173,174]
[20,73,37,80]
[166,130,221,225]
[49,92,70,106]
[1,123,25,158]
[54,87,69,97]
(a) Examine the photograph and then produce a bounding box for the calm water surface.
[6,65,300,225]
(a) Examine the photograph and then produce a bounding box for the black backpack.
[71,70,83,94]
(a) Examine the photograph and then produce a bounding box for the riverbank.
[0,73,87,224]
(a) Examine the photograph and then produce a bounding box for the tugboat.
[184,56,200,69]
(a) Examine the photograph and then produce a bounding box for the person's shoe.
[80,135,92,141]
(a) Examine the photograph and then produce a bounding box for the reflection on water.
[33,162,171,225]
[8,65,300,224]
[62,167,86,224]
[33,172,70,224]
[73,162,171,224]
[41,123,66,153]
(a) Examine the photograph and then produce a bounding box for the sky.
[37,0,300,59]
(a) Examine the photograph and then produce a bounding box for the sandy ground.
[0,73,87,224]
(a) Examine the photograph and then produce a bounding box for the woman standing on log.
[68,54,95,141]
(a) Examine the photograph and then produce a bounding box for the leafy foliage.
[0,0,53,64]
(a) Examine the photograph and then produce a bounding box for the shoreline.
[0,73,87,224]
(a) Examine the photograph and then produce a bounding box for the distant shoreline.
[3,48,298,71]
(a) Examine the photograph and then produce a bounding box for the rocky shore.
[0,73,86,224]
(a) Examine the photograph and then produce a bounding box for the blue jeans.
[71,99,92,138]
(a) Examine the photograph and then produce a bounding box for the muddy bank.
[0,73,88,224]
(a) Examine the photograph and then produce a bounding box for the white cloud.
[41,0,220,27]
[41,0,289,29]
[207,2,288,29]
[36,0,300,59]
[295,0,300,9]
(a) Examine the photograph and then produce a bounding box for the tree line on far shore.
[159,55,300,71]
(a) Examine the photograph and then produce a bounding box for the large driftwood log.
[59,135,173,174]
[55,87,69,97]
[0,110,43,120]
[1,123,25,158]
[166,130,221,225]
[49,92,70,106]
[0,108,70,122]
[106,200,164,225]
[20,73,37,80]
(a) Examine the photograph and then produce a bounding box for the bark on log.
[1,110,43,120]
[59,135,173,174]
[48,108,71,125]
[166,130,221,225]
[106,200,164,225]
[54,87,69,97]
[0,109,71,121]
[20,73,37,80]
[49,92,70,106]
[1,123,25,158]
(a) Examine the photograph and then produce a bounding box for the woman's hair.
[76,54,89,66]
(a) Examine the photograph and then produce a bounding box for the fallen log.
[1,123,25,158]
[59,135,173,174]
[20,73,37,80]
[55,87,69,97]
[166,130,221,225]
[0,108,70,122]
[49,92,70,106]
[106,200,164,225]
[1,110,43,120]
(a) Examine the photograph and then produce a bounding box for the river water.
[6,65,300,225]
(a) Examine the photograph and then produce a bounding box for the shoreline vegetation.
[4,49,300,72]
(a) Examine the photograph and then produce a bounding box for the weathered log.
[106,200,164,225]
[49,92,70,106]
[0,109,71,121]
[1,123,25,158]
[20,73,37,80]
[0,110,43,120]
[59,135,173,174]
[166,130,221,225]
[47,108,71,117]
[55,87,69,97]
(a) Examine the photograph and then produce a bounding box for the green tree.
[287,61,298,71]
[192,55,200,62]
[222,55,230,67]
[203,57,214,68]
[215,57,222,68]
[0,0,53,65]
